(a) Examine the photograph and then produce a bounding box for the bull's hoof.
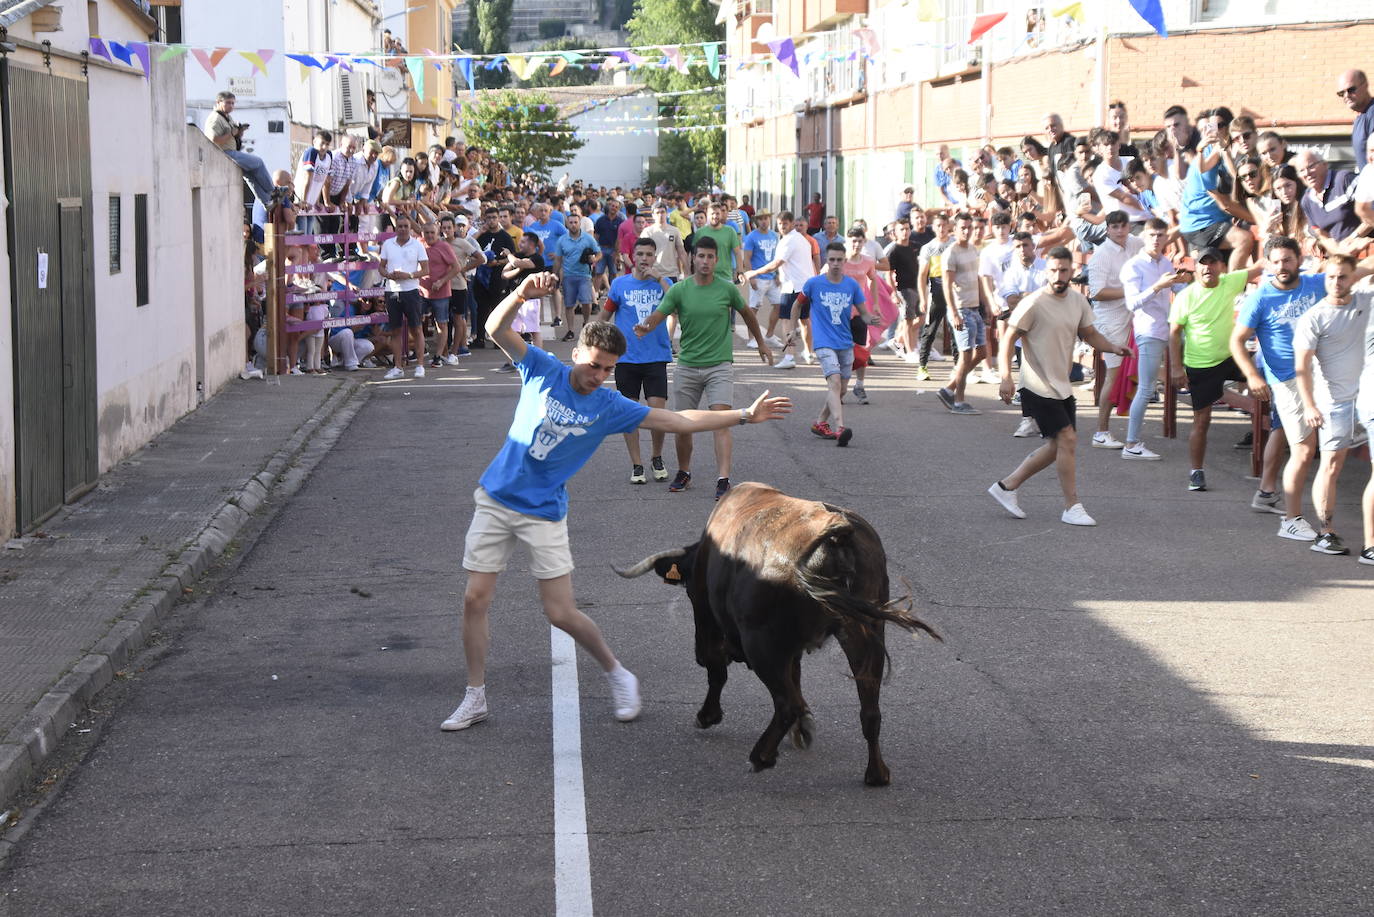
[695,706,723,729]
[864,761,891,787]
[749,752,777,772]
[789,712,815,750]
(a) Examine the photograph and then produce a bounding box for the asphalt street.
[2,341,1372,916]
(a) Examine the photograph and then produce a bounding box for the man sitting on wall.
[203,91,276,209]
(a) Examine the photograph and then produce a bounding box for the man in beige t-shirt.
[987,247,1129,526]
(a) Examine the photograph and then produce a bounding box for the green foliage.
[538,19,566,39]
[644,134,714,191]
[463,0,513,89]
[464,90,586,181]
[627,0,724,187]
[528,37,601,89]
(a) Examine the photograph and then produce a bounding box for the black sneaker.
[650,456,668,481]
[668,470,691,493]
[715,477,731,501]
[1311,533,1350,556]
[1188,469,1207,492]
[561,330,576,343]
[836,426,853,447]
[1234,432,1254,450]
[552,316,562,327]
[430,356,442,368]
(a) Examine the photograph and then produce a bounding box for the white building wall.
[284,0,381,157]
[563,96,660,188]
[181,0,292,178]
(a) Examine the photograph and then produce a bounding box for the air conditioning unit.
[340,73,370,127]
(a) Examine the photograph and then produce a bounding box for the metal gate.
[3,62,97,530]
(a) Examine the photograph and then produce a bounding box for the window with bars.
[108,194,121,274]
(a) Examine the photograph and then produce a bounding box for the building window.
[134,193,149,307]
[108,194,121,274]
[155,4,184,44]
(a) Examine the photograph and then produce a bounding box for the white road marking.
[550,627,594,916]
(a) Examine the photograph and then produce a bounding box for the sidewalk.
[0,375,367,810]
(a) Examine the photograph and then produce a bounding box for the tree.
[464,90,586,181]
[528,37,601,89]
[644,134,713,191]
[462,0,513,89]
[627,0,724,187]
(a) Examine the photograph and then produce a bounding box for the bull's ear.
[654,544,696,586]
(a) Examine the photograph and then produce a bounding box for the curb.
[0,377,369,812]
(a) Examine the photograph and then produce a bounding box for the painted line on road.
[550,627,594,916]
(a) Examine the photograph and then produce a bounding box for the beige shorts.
[674,361,734,410]
[1270,377,1315,448]
[1093,307,1131,369]
[462,487,574,580]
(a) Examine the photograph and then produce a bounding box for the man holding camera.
[203,91,275,209]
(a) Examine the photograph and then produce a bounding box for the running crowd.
[218,68,1374,566]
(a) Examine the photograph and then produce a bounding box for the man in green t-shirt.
[692,201,746,285]
[1167,246,1265,490]
[635,236,773,501]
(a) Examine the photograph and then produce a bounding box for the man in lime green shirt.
[692,201,745,285]
[1167,246,1265,487]
[634,236,773,501]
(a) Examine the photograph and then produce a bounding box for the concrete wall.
[0,115,12,539]
[563,96,660,188]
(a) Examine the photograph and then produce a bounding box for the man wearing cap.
[895,187,916,223]
[1167,246,1265,494]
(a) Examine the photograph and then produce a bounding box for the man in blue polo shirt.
[441,271,790,734]
[742,212,783,349]
[553,217,600,341]
[604,237,674,484]
[796,241,881,447]
[526,201,567,250]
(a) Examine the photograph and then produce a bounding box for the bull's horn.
[613,548,687,578]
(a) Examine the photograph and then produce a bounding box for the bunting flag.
[107,40,134,66]
[506,54,531,81]
[662,46,689,74]
[852,28,881,57]
[969,12,1008,43]
[156,43,187,62]
[128,41,150,78]
[457,56,474,94]
[404,56,424,100]
[1127,0,1168,37]
[915,0,944,22]
[766,38,798,77]
[190,47,230,79]
[297,63,312,85]
[89,38,113,63]
[285,53,323,69]
[239,49,273,75]
[549,57,568,77]
[705,42,719,79]
[1051,2,1086,23]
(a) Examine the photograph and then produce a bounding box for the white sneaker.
[1121,443,1161,460]
[1013,417,1038,438]
[988,482,1027,519]
[383,367,404,380]
[1092,432,1125,449]
[1277,516,1318,542]
[773,354,797,369]
[745,339,758,349]
[414,363,425,378]
[975,369,997,384]
[239,364,264,380]
[803,352,817,365]
[289,366,304,376]
[445,353,461,366]
[765,335,785,350]
[903,351,923,364]
[1061,503,1097,526]
[606,665,641,722]
[440,686,489,731]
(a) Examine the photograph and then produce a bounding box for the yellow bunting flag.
[916,0,944,22]
[1051,2,1086,23]
[506,54,530,81]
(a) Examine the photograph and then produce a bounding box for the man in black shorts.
[989,247,1129,526]
[603,239,674,483]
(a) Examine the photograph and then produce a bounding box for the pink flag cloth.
[969,12,1008,43]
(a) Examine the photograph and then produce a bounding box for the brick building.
[724,0,1374,229]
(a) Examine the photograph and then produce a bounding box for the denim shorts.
[814,346,854,380]
[562,273,594,305]
[423,296,451,324]
[953,307,986,352]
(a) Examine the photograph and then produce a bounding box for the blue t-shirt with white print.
[479,346,650,520]
[1236,272,1326,384]
[743,229,779,280]
[801,274,866,351]
[607,274,673,364]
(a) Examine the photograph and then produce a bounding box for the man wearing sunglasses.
[1335,69,1373,172]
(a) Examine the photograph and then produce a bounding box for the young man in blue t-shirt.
[796,241,881,447]
[603,238,674,483]
[553,214,601,341]
[742,212,784,351]
[441,272,791,733]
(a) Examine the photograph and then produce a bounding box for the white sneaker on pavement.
[988,482,1027,519]
[773,354,797,369]
[383,367,404,380]
[606,665,641,722]
[445,353,461,366]
[1091,432,1125,449]
[765,335,785,350]
[1013,417,1038,438]
[1277,516,1318,542]
[1061,503,1097,526]
[414,363,426,378]
[440,686,489,731]
[1121,443,1161,460]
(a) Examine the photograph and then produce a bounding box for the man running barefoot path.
[988,247,1131,526]
[442,272,791,731]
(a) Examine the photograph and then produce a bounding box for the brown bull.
[615,482,939,786]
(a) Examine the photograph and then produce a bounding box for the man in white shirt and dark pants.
[379,215,429,379]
